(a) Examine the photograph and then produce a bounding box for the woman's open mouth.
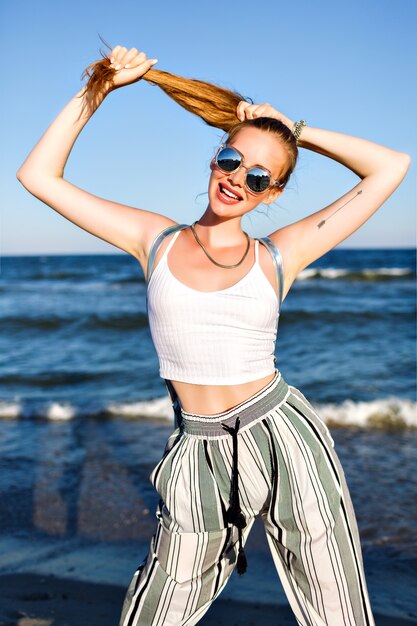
[217,183,243,204]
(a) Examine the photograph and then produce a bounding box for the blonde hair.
[80,41,298,186]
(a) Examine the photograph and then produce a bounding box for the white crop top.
[146,227,282,385]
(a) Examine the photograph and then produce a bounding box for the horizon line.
[2,245,416,258]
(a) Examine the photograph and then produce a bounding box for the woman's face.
[208,126,288,219]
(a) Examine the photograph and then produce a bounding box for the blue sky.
[2,0,416,255]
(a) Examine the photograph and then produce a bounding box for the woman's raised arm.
[16,46,176,263]
[274,123,410,276]
[236,103,411,296]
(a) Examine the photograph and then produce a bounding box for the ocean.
[0,247,416,622]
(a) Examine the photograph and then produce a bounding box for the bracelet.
[291,119,307,144]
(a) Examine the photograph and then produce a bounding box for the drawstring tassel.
[222,415,248,575]
[236,526,247,574]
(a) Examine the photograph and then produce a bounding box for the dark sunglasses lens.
[216,147,241,173]
[246,167,271,193]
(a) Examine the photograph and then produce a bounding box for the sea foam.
[1,395,415,429]
[105,395,417,429]
[297,267,413,281]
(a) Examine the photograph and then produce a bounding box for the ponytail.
[80,40,298,186]
[80,44,246,131]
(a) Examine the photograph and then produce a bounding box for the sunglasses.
[214,144,285,194]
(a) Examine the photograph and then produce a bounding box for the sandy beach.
[1,573,416,626]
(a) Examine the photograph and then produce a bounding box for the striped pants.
[119,370,375,626]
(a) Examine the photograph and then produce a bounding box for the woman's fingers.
[236,101,286,123]
[118,47,139,68]
[109,45,146,69]
[109,46,127,68]
[255,104,271,115]
[236,102,264,121]
[124,50,147,69]
[247,104,268,119]
[105,46,158,89]
[104,45,158,87]
[109,45,122,62]
[109,47,148,69]
[236,100,251,121]
[134,57,158,77]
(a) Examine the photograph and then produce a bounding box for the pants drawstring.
[221,415,248,575]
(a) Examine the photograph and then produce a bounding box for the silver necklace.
[190,221,251,269]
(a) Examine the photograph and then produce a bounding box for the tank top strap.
[258,236,284,315]
[146,223,188,285]
[164,230,181,257]
[254,238,259,263]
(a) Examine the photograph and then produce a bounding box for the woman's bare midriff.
[169,371,276,415]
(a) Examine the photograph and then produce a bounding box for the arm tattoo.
[317,189,363,229]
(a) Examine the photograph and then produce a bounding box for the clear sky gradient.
[2,0,416,255]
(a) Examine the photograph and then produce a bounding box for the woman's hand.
[106,46,158,91]
[236,101,293,130]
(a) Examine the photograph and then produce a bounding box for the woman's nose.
[227,166,246,187]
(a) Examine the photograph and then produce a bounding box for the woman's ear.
[263,186,284,205]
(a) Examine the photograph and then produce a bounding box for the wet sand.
[1,573,416,626]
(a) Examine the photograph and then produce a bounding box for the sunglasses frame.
[214,143,285,194]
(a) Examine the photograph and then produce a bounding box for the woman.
[17,45,410,626]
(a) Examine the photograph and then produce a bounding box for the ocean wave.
[0,312,149,332]
[280,310,416,322]
[83,312,148,330]
[28,271,88,280]
[315,397,417,429]
[2,396,415,429]
[107,396,417,430]
[2,307,414,331]
[109,395,417,429]
[297,267,414,281]
[8,267,415,286]
[106,397,173,420]
[0,401,21,419]
[112,276,144,285]
[0,315,72,330]
[0,397,172,422]
[0,371,107,387]
[0,399,79,421]
[45,402,77,421]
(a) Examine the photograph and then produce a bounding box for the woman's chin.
[208,195,248,217]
